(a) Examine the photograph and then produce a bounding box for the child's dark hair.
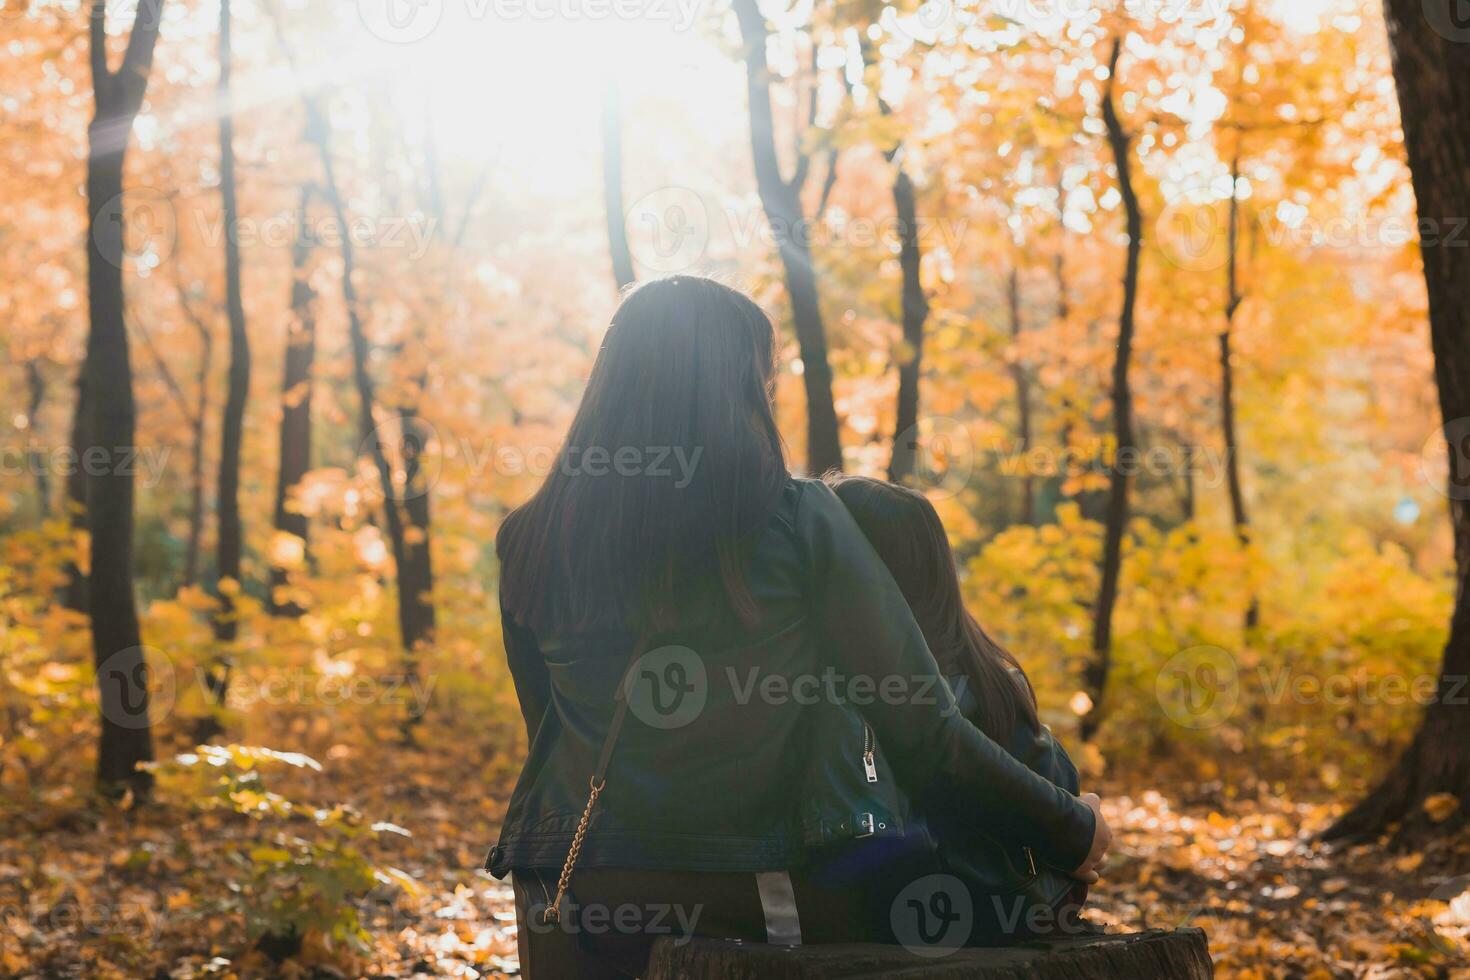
[826,475,1039,743]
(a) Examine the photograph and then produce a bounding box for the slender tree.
[212,0,250,692]
[24,359,51,518]
[84,0,165,797]
[1082,38,1141,742]
[1051,164,1083,512]
[887,159,930,485]
[1219,151,1259,630]
[1323,0,1470,845]
[132,280,210,592]
[601,80,636,292]
[279,55,437,715]
[62,367,89,612]
[732,0,842,475]
[856,42,931,487]
[269,185,318,617]
[171,277,213,591]
[1007,264,1035,524]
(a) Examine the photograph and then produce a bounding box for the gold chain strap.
[541,775,606,924]
[538,625,649,927]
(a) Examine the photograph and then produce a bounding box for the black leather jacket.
[925,671,1082,909]
[484,479,1095,878]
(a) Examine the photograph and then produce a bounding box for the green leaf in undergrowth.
[145,745,423,966]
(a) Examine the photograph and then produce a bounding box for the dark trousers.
[511,865,883,980]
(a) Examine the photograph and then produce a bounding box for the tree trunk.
[649,928,1213,979]
[1182,445,1197,523]
[602,81,636,293]
[25,360,51,519]
[300,89,436,727]
[1220,153,1259,631]
[1323,0,1470,846]
[1052,169,1078,512]
[1008,265,1035,525]
[212,0,250,679]
[851,39,930,486]
[733,0,843,476]
[885,167,929,485]
[269,186,318,616]
[181,312,211,591]
[885,163,930,486]
[63,368,90,612]
[396,405,436,662]
[84,0,166,798]
[1082,39,1140,743]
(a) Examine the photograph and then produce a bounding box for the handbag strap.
[541,626,652,925]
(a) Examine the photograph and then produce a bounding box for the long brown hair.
[827,475,1039,742]
[498,277,788,636]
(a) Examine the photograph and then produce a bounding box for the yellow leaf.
[1424,793,1460,823]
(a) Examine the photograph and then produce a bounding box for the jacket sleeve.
[500,593,551,744]
[796,481,1096,872]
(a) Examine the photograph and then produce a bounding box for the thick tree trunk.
[601,82,636,293]
[649,928,1213,979]
[86,148,155,798]
[85,0,164,799]
[212,0,249,676]
[269,186,317,617]
[1007,265,1035,525]
[1220,154,1259,631]
[1324,0,1470,846]
[25,360,51,518]
[1082,39,1140,743]
[733,0,842,476]
[63,369,90,612]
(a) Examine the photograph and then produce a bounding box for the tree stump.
[647,927,1212,979]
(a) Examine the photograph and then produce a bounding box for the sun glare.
[334,5,735,186]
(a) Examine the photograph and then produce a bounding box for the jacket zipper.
[862,723,878,783]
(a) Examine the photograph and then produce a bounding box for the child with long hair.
[829,475,1096,942]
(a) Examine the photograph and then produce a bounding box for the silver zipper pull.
[863,751,878,783]
[1024,847,1037,876]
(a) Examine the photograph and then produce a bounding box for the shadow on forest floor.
[3,777,1468,978]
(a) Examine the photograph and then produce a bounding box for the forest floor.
[4,758,1470,979]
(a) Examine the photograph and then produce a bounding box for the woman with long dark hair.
[486,277,1109,977]
[829,475,1094,940]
